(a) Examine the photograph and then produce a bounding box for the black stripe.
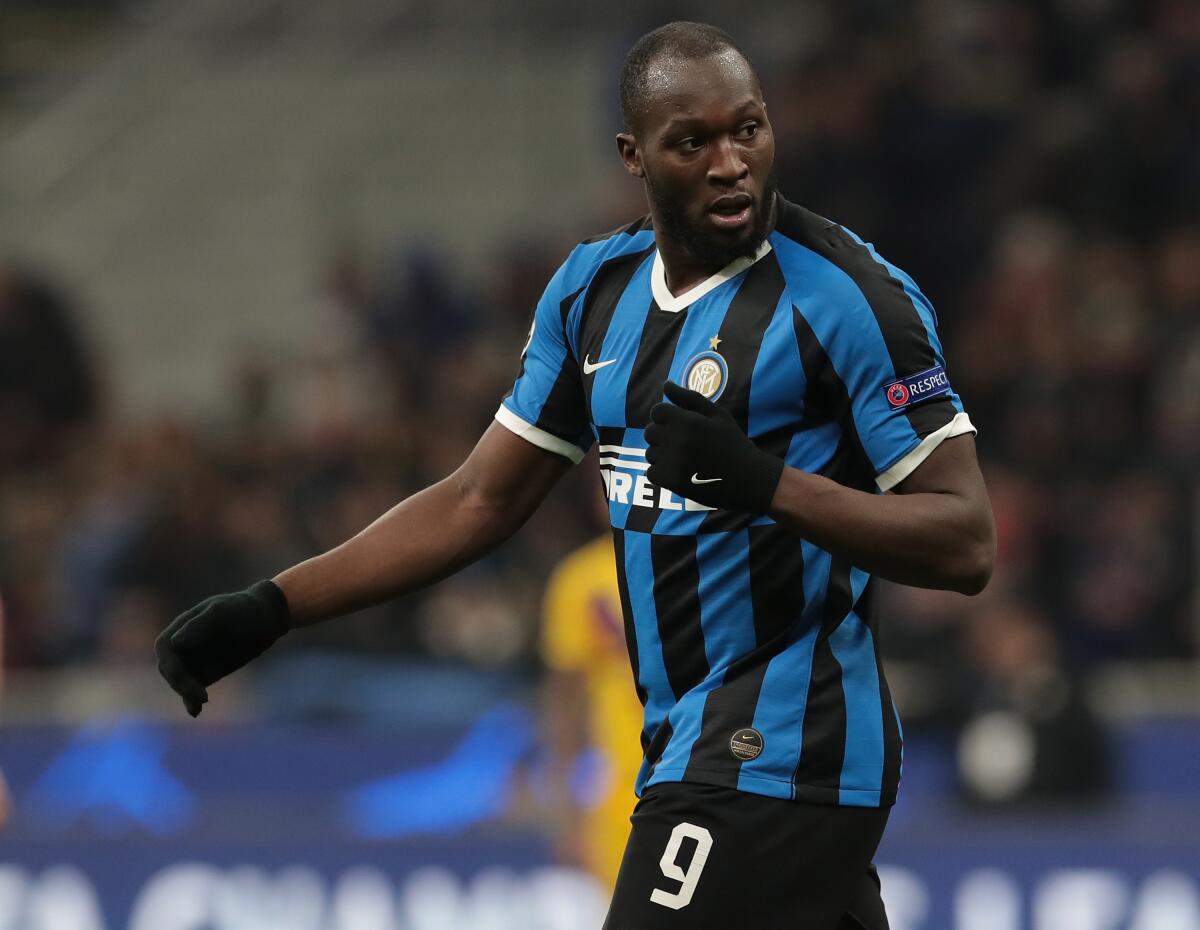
[624,303,686,427]
[577,248,655,417]
[683,525,806,785]
[622,303,688,533]
[793,306,877,493]
[699,255,788,532]
[612,529,648,730]
[505,283,582,400]
[597,426,626,449]
[860,579,901,803]
[775,197,953,438]
[532,284,589,439]
[644,719,674,769]
[578,248,654,351]
[793,556,852,795]
[582,214,652,244]
[650,534,708,701]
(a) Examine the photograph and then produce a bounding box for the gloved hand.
[155,579,290,717]
[645,382,785,514]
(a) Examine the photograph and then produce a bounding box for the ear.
[616,133,645,179]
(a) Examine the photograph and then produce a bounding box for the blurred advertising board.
[1,709,1197,930]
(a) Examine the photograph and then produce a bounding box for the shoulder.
[769,197,877,303]
[770,196,933,331]
[549,215,656,298]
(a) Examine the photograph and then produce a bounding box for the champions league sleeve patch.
[884,364,953,408]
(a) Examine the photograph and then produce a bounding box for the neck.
[654,193,778,297]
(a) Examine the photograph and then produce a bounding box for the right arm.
[159,241,596,715]
[156,422,573,715]
[276,421,572,625]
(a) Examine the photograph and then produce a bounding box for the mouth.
[708,194,754,231]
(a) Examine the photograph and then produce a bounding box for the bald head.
[619,22,758,135]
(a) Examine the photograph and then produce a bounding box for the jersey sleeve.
[495,258,592,464]
[800,250,975,492]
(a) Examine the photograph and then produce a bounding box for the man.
[157,22,994,929]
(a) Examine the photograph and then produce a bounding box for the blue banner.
[2,713,1197,930]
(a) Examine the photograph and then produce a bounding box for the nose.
[707,136,748,186]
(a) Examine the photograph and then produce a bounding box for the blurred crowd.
[1,0,1197,751]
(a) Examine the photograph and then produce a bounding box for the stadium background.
[1,1,1198,928]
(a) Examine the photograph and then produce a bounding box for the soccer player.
[157,22,994,929]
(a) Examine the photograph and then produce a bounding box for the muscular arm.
[768,434,995,594]
[275,422,573,625]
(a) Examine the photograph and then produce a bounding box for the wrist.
[744,448,785,515]
[247,579,291,635]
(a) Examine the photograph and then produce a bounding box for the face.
[618,50,776,272]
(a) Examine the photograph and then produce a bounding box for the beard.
[646,168,777,273]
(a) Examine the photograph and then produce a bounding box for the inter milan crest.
[683,335,728,400]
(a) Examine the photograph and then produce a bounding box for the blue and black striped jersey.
[497,196,974,808]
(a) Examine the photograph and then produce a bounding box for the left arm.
[767,433,994,594]
[645,383,995,596]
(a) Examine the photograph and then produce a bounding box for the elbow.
[950,524,996,597]
[953,552,993,596]
[452,471,527,544]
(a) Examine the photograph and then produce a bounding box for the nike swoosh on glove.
[644,382,785,514]
[155,580,291,717]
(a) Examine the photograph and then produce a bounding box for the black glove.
[155,579,290,717]
[645,382,785,514]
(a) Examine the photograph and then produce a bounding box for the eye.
[736,122,759,139]
[677,137,703,153]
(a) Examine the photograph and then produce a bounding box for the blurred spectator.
[955,601,1111,807]
[0,4,1195,731]
[0,264,99,471]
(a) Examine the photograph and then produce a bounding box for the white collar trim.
[650,239,773,313]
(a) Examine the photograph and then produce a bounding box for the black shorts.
[603,782,891,930]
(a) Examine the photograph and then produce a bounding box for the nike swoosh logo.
[583,355,618,375]
[691,473,723,484]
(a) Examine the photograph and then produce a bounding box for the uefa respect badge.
[884,364,952,409]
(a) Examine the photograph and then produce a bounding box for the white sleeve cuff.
[876,411,976,491]
[494,404,585,465]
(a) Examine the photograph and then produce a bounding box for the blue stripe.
[646,687,717,786]
[838,228,942,344]
[607,427,643,532]
[621,530,674,793]
[588,254,656,430]
[828,566,884,805]
[695,531,758,670]
[637,531,760,783]
[838,228,966,418]
[562,230,656,355]
[506,229,655,437]
[746,287,806,440]
[739,540,829,794]
[772,235,924,473]
[590,253,654,533]
[828,606,884,807]
[643,279,749,535]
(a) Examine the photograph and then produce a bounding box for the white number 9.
[650,821,713,910]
